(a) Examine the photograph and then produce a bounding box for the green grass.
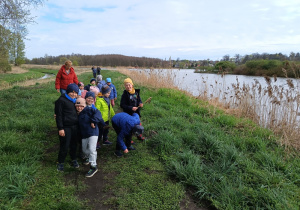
[0,68,58,85]
[0,69,299,209]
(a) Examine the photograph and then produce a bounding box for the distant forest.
[25,52,300,76]
[26,54,170,68]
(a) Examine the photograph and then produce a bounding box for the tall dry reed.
[116,67,300,151]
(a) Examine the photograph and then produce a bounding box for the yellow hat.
[124,78,133,85]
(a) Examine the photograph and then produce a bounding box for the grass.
[0,68,58,86]
[0,67,299,209]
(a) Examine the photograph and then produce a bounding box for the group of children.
[54,76,145,178]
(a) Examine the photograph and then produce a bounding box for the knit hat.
[96,75,103,82]
[90,86,100,96]
[66,83,79,94]
[78,82,84,87]
[132,125,144,136]
[85,91,95,99]
[101,85,111,94]
[75,98,86,107]
[90,78,96,83]
[124,78,133,85]
[106,78,112,83]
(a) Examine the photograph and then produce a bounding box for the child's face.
[104,91,111,98]
[76,105,84,113]
[86,96,94,105]
[91,81,96,85]
[107,82,111,85]
[125,83,133,92]
[68,91,78,99]
[79,86,84,90]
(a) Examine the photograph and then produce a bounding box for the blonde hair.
[65,60,72,66]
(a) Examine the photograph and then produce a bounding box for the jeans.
[82,136,98,167]
[60,89,67,95]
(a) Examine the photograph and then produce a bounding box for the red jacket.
[55,65,79,90]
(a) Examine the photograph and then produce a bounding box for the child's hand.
[58,129,65,137]
[124,149,129,153]
[54,114,56,119]
[91,123,95,128]
[132,107,138,111]
[114,97,117,101]
[139,103,143,108]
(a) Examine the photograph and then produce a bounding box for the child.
[78,82,87,98]
[120,78,145,141]
[106,78,117,107]
[96,75,106,91]
[111,112,144,157]
[78,92,106,177]
[95,85,115,147]
[89,85,100,104]
[84,78,96,91]
[54,83,80,171]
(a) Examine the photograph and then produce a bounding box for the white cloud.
[25,0,300,60]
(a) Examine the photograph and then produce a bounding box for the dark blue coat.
[78,106,105,139]
[111,112,140,150]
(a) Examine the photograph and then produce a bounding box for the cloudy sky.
[25,0,300,60]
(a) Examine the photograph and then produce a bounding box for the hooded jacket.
[111,112,140,151]
[78,106,105,139]
[55,65,78,90]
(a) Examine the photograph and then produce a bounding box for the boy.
[79,92,106,177]
[120,78,145,141]
[84,78,96,91]
[111,112,144,157]
[106,78,117,107]
[95,85,115,147]
[55,83,80,171]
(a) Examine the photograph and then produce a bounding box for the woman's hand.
[59,129,65,137]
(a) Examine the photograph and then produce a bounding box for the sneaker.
[137,134,145,141]
[57,163,64,172]
[131,141,135,145]
[83,158,89,165]
[72,160,79,168]
[96,142,101,150]
[102,140,113,145]
[128,146,136,151]
[85,166,98,178]
[114,150,123,157]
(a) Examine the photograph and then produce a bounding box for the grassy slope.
[0,69,299,209]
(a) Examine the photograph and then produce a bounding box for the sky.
[25,0,300,61]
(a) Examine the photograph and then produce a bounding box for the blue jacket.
[111,112,140,151]
[78,106,105,139]
[108,83,117,99]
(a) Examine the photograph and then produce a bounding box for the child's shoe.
[96,142,101,149]
[72,160,79,168]
[137,134,145,141]
[83,158,89,165]
[114,150,123,157]
[85,166,98,178]
[128,146,136,151]
[57,163,64,172]
[102,140,113,145]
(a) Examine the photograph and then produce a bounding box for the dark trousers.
[112,122,132,151]
[93,72,96,78]
[58,125,78,163]
[99,121,109,142]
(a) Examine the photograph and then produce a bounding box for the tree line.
[26,53,171,68]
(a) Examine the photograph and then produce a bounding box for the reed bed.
[116,67,300,151]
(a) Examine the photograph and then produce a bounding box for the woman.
[55,60,79,94]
